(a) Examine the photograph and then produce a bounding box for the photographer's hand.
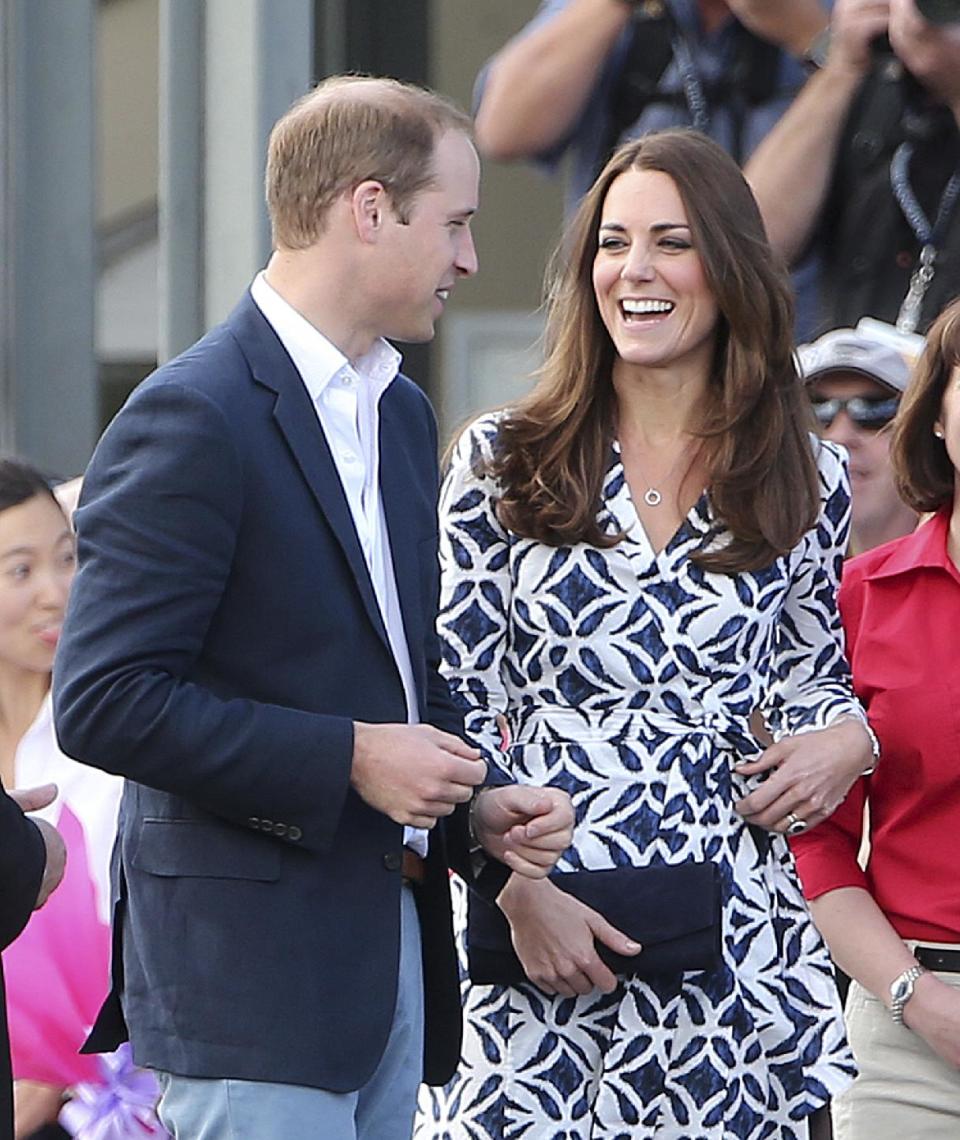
[828,0,891,78]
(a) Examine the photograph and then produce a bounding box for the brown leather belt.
[915,945,960,974]
[401,848,426,885]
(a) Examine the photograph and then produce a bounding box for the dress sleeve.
[791,555,871,898]
[437,416,513,777]
[761,439,868,738]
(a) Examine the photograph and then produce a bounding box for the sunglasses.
[810,394,900,431]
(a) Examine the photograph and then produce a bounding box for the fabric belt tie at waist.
[914,945,960,974]
[514,705,748,748]
[402,848,426,885]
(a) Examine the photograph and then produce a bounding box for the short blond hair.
[265,75,472,250]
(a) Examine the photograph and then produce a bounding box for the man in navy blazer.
[53,76,572,1139]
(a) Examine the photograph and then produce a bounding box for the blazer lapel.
[228,294,390,649]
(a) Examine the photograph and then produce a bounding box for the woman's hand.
[14,1079,65,1138]
[733,719,872,833]
[496,875,641,997]
[472,785,574,878]
[904,973,960,1070]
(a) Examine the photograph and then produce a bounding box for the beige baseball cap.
[797,328,912,395]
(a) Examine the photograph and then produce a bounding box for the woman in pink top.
[792,298,960,1138]
[0,458,163,1139]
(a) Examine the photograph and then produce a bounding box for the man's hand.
[10,784,66,909]
[497,875,640,996]
[734,719,872,833]
[827,0,891,76]
[350,723,485,829]
[471,785,574,878]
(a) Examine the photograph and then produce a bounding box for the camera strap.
[890,140,960,332]
[604,7,780,172]
[670,27,711,133]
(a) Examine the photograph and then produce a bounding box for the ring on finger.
[785,811,808,837]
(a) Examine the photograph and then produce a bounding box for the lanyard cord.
[889,141,960,331]
[890,141,960,247]
[668,17,754,163]
[670,30,710,133]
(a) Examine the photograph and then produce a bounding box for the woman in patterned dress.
[421,130,877,1139]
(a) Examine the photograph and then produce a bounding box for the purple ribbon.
[59,1044,168,1139]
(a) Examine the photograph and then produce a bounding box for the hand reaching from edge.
[10,784,66,908]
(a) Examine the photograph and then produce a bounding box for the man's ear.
[352,180,388,243]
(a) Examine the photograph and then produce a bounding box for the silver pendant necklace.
[630,439,694,509]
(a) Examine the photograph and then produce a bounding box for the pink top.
[3,697,167,1136]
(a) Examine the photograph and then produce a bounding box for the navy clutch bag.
[467,861,722,984]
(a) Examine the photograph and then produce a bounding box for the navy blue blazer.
[0,791,46,1140]
[53,293,484,1091]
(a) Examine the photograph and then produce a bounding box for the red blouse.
[792,507,960,943]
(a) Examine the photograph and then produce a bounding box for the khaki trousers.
[833,966,960,1139]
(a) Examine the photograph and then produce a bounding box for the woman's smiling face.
[592,167,719,379]
[0,492,75,677]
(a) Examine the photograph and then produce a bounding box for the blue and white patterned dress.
[418,414,861,1140]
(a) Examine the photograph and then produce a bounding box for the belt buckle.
[401,848,426,886]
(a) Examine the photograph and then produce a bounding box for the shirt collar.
[250,271,401,403]
[862,506,955,582]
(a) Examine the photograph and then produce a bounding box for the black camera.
[916,0,960,24]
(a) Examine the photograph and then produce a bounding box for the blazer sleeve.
[53,380,354,853]
[0,791,45,950]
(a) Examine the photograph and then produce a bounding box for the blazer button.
[260,819,274,832]
[383,852,401,872]
[248,816,260,829]
[287,825,302,841]
[273,822,287,837]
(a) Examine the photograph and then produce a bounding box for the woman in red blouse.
[792,297,960,1138]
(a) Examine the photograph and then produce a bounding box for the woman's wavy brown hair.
[890,297,960,513]
[488,129,820,574]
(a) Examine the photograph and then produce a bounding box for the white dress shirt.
[251,273,427,855]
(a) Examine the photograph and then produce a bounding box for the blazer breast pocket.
[131,818,282,881]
